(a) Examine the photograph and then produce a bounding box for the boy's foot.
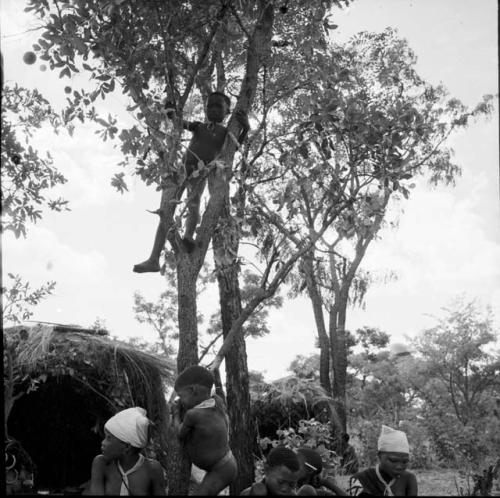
[181,237,196,253]
[133,259,161,273]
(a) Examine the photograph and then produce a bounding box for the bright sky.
[1,0,499,381]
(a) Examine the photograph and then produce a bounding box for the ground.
[336,469,500,496]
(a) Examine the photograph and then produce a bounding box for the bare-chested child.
[240,446,300,496]
[172,365,237,495]
[349,425,418,496]
[89,407,166,496]
[133,91,249,272]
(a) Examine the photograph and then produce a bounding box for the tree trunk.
[165,1,275,492]
[165,258,199,496]
[176,257,199,371]
[301,254,331,393]
[213,211,257,495]
[329,293,349,451]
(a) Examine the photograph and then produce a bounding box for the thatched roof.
[4,322,174,493]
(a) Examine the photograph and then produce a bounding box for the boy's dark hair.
[342,433,350,442]
[175,365,214,391]
[267,446,300,472]
[297,447,323,475]
[208,91,231,109]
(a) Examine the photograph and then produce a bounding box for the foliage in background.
[410,298,500,468]
[2,273,56,326]
[256,418,340,482]
[282,300,500,471]
[1,84,69,238]
[251,375,335,439]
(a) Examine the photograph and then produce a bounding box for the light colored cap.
[378,425,409,454]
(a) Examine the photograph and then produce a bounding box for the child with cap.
[295,447,347,496]
[240,446,300,496]
[349,425,418,496]
[89,407,166,495]
[172,365,237,495]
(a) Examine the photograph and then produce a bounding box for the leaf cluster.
[1,85,69,237]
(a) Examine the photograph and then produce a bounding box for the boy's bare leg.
[183,178,206,252]
[196,455,237,496]
[134,182,183,273]
[133,221,166,273]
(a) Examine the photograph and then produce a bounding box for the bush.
[256,418,341,480]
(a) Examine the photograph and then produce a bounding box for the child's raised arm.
[165,101,196,131]
[178,409,196,440]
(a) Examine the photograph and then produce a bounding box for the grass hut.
[4,322,174,494]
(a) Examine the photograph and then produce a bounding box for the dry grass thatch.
[4,322,174,491]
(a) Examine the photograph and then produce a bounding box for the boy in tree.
[240,446,300,496]
[89,407,166,496]
[172,365,237,495]
[295,447,347,496]
[133,91,249,272]
[349,425,418,496]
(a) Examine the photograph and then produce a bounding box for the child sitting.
[240,446,300,496]
[172,365,237,495]
[295,447,347,496]
[89,407,166,496]
[349,425,418,496]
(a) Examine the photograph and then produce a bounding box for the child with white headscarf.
[349,425,418,496]
[89,407,166,496]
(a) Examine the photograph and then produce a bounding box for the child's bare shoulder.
[144,457,162,471]
[92,454,109,468]
[402,470,416,479]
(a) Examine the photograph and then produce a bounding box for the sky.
[1,0,499,381]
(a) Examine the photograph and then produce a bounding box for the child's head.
[377,425,410,478]
[264,446,300,496]
[174,365,214,409]
[206,91,231,123]
[296,447,323,485]
[102,407,150,461]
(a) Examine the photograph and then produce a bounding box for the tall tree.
[258,28,493,442]
[26,1,352,490]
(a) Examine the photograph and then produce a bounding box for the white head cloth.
[377,425,409,454]
[104,407,150,449]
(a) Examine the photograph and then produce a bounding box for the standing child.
[240,446,300,496]
[89,407,166,496]
[349,425,418,496]
[172,365,237,495]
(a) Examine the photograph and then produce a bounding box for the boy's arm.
[149,460,167,496]
[165,102,197,131]
[315,474,348,496]
[177,408,196,440]
[240,482,268,495]
[89,455,106,495]
[234,109,250,144]
[171,401,189,440]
